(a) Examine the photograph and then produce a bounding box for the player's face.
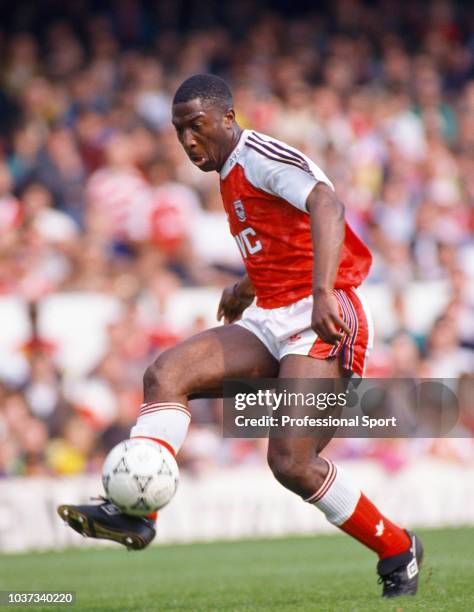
[172,99,235,172]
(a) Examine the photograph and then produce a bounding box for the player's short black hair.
[173,74,233,113]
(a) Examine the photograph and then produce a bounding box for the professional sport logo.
[233,199,246,222]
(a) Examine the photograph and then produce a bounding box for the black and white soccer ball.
[102,439,179,516]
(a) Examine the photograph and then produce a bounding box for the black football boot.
[57,501,156,551]
[377,531,424,598]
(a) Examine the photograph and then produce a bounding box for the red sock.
[339,493,410,558]
[147,511,158,522]
[306,459,410,559]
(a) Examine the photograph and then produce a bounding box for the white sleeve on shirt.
[242,133,334,212]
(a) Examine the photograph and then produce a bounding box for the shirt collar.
[219,129,250,180]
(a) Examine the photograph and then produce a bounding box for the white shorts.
[236,289,374,377]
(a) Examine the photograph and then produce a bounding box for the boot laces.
[90,495,110,503]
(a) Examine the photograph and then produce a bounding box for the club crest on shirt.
[233,199,246,222]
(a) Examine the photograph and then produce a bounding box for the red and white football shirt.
[220,130,372,309]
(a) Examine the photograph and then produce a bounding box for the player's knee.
[267,442,327,495]
[143,349,185,397]
[267,445,306,488]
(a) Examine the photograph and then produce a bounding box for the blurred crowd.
[0,0,473,478]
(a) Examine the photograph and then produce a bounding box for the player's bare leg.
[130,324,277,451]
[59,325,278,549]
[143,324,278,404]
[267,354,423,598]
[267,356,344,496]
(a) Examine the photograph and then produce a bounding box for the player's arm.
[217,274,255,324]
[306,183,351,345]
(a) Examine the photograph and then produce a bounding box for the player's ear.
[223,108,235,127]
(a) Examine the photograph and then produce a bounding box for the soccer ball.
[102,439,179,516]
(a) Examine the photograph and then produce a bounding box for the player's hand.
[311,289,351,345]
[217,282,254,324]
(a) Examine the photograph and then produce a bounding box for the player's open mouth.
[190,155,207,166]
